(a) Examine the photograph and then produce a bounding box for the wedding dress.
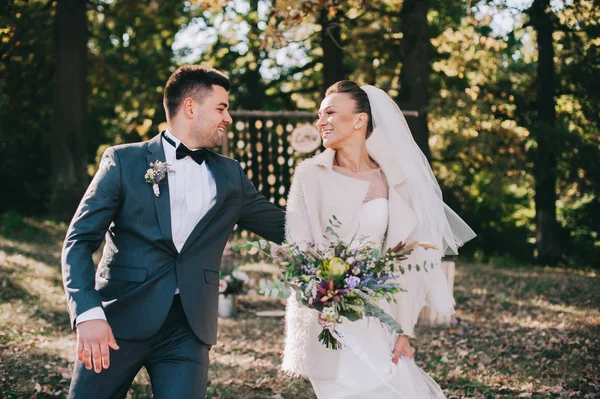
[283,85,476,398]
[302,166,447,399]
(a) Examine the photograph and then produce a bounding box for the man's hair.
[163,65,230,120]
[325,80,374,138]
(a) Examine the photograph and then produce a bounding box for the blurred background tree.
[0,0,598,267]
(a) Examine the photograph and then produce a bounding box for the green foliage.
[560,196,600,268]
[1,0,598,266]
[260,278,291,299]
[0,210,28,236]
[0,0,54,213]
[87,0,188,145]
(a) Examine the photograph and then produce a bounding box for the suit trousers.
[68,295,211,399]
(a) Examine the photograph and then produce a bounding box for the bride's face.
[317,93,363,149]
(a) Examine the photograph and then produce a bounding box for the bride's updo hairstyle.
[325,80,374,139]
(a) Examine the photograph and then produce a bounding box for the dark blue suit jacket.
[62,133,285,345]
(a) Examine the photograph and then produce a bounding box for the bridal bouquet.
[234,216,434,349]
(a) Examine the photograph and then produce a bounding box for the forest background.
[1,0,599,268]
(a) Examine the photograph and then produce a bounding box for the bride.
[282,81,476,398]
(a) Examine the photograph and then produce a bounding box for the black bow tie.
[175,144,208,166]
[163,132,208,166]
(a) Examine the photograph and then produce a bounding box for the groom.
[61,65,285,398]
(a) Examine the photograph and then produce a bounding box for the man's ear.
[182,97,195,119]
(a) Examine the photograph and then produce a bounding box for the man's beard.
[197,126,222,148]
[208,128,223,147]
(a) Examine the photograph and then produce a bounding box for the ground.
[0,217,598,398]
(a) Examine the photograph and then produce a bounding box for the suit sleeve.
[236,163,286,244]
[61,147,122,329]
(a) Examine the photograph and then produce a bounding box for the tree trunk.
[320,7,345,94]
[50,0,89,220]
[398,0,432,162]
[530,0,561,265]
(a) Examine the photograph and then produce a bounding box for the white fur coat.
[281,128,455,378]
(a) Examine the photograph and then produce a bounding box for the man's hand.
[76,319,120,373]
[391,334,414,364]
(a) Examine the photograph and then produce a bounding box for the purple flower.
[345,276,361,289]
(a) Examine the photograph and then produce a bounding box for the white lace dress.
[288,167,447,399]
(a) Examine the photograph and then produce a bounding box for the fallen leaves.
[1,222,599,398]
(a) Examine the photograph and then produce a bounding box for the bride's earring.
[355,118,363,129]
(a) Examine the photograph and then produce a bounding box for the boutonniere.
[145,161,173,197]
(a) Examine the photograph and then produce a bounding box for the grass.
[0,216,599,398]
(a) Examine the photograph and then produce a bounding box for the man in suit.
[62,65,285,398]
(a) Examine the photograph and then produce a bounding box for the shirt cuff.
[76,307,106,325]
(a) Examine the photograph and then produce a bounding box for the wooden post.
[418,260,455,327]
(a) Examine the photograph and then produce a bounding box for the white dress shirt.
[76,130,217,325]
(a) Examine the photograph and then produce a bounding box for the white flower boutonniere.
[145,161,173,197]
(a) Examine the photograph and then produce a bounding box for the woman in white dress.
[283,81,476,399]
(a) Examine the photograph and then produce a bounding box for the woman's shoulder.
[292,157,320,176]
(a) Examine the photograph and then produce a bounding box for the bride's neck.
[334,145,376,173]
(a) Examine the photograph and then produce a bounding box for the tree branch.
[264,59,321,89]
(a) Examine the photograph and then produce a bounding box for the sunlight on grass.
[1,221,599,398]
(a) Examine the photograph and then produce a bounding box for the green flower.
[319,257,349,280]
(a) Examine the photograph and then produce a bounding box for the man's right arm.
[62,147,123,373]
[62,147,122,328]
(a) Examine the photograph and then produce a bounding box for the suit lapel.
[147,133,175,249]
[180,151,228,254]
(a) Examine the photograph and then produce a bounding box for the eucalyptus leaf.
[364,303,403,335]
